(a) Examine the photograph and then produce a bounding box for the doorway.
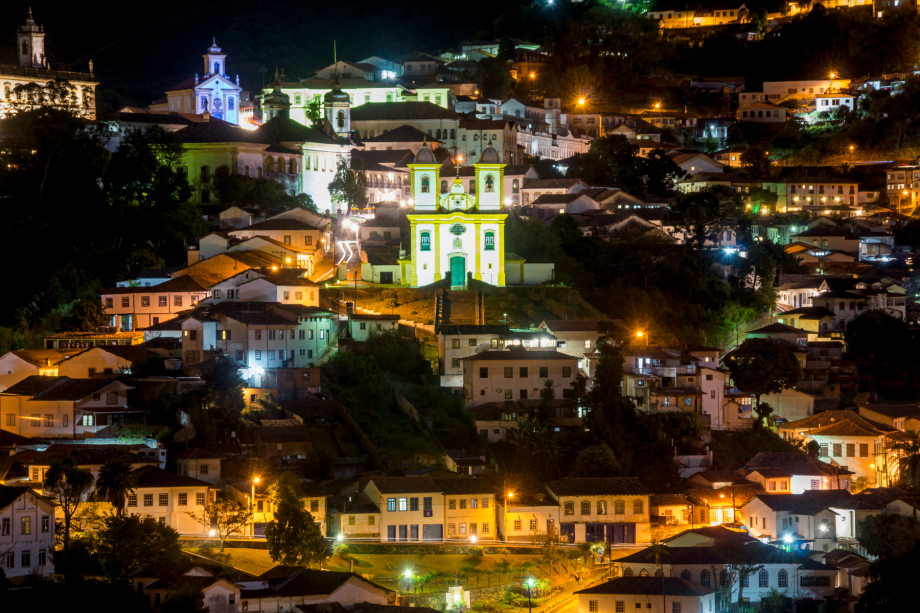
[450,256,465,287]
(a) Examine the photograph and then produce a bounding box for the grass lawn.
[183,547,643,592]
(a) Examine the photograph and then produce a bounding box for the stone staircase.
[440,288,481,326]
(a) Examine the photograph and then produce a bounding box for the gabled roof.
[367,476,440,494]
[662,525,759,545]
[531,193,586,205]
[617,543,836,569]
[1,375,68,396]
[178,121,275,146]
[688,469,746,484]
[4,349,67,368]
[174,448,222,460]
[575,577,713,597]
[350,102,462,121]
[10,444,157,467]
[546,478,649,497]
[3,376,123,401]
[99,275,208,295]
[460,350,575,362]
[540,319,615,332]
[132,465,212,489]
[744,452,854,477]
[259,116,346,146]
[779,410,894,435]
[361,125,440,144]
[748,323,807,335]
[780,306,836,319]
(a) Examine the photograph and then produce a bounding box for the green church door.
[450,256,465,287]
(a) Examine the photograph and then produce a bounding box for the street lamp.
[526,578,535,613]
[251,476,260,537]
[578,98,585,106]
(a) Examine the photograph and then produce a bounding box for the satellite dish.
[174,428,197,449]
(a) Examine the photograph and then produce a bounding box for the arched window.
[427,129,432,136]
[436,129,442,139]
[440,180,448,194]
[364,93,371,104]
[420,232,431,251]
[369,130,375,138]
[337,110,345,129]
[265,157,275,173]
[564,502,574,515]
[421,176,430,193]
[639,569,648,577]
[450,129,456,139]
[634,500,644,515]
[257,167,263,179]
[681,570,691,581]
[469,180,476,194]
[759,569,768,588]
[363,130,368,139]
[778,570,788,588]
[474,134,479,141]
[581,501,590,515]
[21,41,28,56]
[289,159,296,174]
[614,500,625,515]
[700,570,710,587]
[597,501,607,515]
[655,569,663,577]
[719,570,728,586]
[741,574,749,588]
[462,134,467,141]
[295,94,302,105]
[214,62,221,74]
[484,231,495,251]
[369,193,374,203]
[244,165,249,177]
[485,175,494,193]
[623,568,633,577]
[512,179,520,193]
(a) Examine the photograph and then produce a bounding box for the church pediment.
[196,73,241,93]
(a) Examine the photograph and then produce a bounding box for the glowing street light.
[336,533,344,542]
[578,98,585,106]
[470,534,477,543]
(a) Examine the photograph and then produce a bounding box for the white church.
[151,39,243,125]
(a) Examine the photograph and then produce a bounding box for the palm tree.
[645,541,671,613]
[95,458,137,515]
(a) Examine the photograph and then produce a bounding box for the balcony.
[633,365,697,377]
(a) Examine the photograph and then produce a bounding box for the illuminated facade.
[153,39,242,125]
[403,145,507,287]
[0,9,98,120]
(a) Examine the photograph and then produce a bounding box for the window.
[41,516,49,533]
[539,367,548,378]
[590,602,599,613]
[616,602,625,613]
[564,502,574,515]
[421,176,430,193]
[504,367,513,378]
[144,494,153,507]
[780,480,788,492]
[514,519,522,530]
[672,604,681,613]
[485,175,495,192]
[681,570,691,581]
[174,296,183,307]
[410,498,419,512]
[860,444,869,457]
[398,498,408,511]
[179,493,187,506]
[387,498,396,512]
[597,501,607,515]
[700,569,710,587]
[311,500,320,512]
[778,569,788,588]
[505,389,513,399]
[484,231,495,250]
[529,519,537,531]
[196,493,205,506]
[420,232,431,251]
[21,551,30,568]
[128,494,137,507]
[614,500,625,515]
[759,569,768,587]
[21,516,30,535]
[159,494,168,506]
[633,500,644,514]
[581,501,590,515]
[742,574,749,587]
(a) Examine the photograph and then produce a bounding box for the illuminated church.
[403,144,507,287]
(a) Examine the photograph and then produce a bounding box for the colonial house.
[496,488,561,542]
[614,543,838,604]
[11,444,156,488]
[742,452,854,494]
[537,320,615,357]
[99,276,210,331]
[143,576,240,613]
[237,566,392,612]
[56,346,159,379]
[671,153,724,175]
[0,376,143,440]
[175,448,223,486]
[777,410,899,487]
[438,324,557,388]
[461,348,579,406]
[436,478,496,542]
[328,500,381,540]
[520,178,588,207]
[545,478,651,544]
[361,476,445,542]
[128,465,212,534]
[0,350,68,392]
[575,577,716,613]
[0,485,56,580]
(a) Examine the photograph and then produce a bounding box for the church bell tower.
[323,76,351,138]
[18,8,45,69]
[203,38,227,76]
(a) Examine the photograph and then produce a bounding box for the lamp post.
[636,331,649,346]
[526,577,535,613]
[251,476,260,537]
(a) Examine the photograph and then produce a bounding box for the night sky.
[2,0,540,114]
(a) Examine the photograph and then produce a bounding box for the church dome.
[480,144,501,164]
[415,146,437,164]
[324,88,350,103]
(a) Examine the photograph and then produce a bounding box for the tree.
[889,432,920,519]
[305,100,322,125]
[712,539,766,607]
[44,456,95,560]
[570,443,621,477]
[477,58,514,100]
[158,582,211,613]
[725,339,802,430]
[496,37,516,62]
[328,156,368,210]
[529,528,565,575]
[642,149,686,196]
[212,172,304,214]
[62,298,109,332]
[740,146,774,178]
[104,126,191,209]
[264,472,328,566]
[94,458,138,514]
[201,353,246,420]
[96,513,184,581]
[186,499,253,552]
[666,190,720,264]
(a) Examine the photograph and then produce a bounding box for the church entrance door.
[450,256,465,287]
